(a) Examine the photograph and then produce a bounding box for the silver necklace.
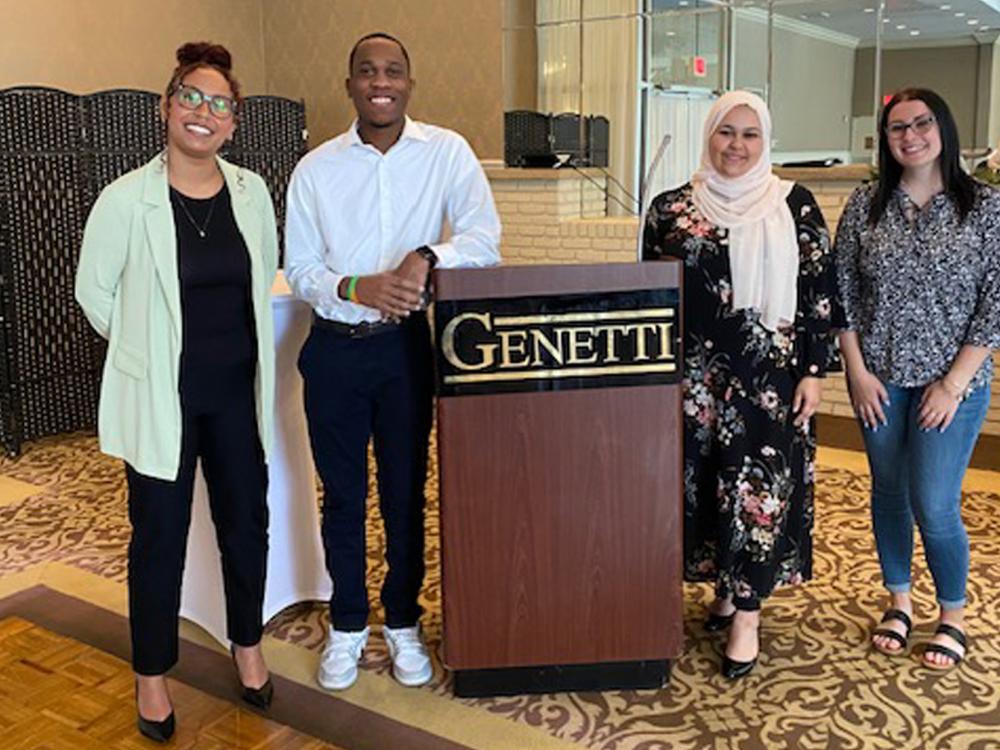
[174,190,219,239]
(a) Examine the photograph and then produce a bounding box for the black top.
[170,183,256,404]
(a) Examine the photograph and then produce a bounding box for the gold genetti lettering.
[441,312,496,371]
[441,307,676,384]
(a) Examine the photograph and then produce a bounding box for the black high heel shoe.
[138,712,176,743]
[704,611,736,632]
[722,612,760,680]
[135,681,175,743]
[720,611,759,680]
[721,653,757,680]
[231,644,274,710]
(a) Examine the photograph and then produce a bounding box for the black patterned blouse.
[834,182,1000,390]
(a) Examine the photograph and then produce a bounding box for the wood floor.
[0,617,344,750]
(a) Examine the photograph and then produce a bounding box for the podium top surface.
[434,261,680,301]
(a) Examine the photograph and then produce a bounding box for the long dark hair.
[870,87,977,227]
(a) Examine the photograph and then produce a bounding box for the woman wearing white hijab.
[643,91,842,679]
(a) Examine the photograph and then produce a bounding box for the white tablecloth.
[179,274,331,646]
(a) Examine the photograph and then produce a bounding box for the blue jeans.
[861,383,988,611]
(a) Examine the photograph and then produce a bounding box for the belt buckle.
[349,322,369,339]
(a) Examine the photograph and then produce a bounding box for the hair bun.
[176,42,232,72]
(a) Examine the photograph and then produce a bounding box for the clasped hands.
[344,250,431,320]
[848,368,962,432]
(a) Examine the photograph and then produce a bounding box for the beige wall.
[0,0,504,160]
[976,41,993,148]
[0,0,266,94]
[853,44,987,148]
[503,0,538,111]
[991,37,1000,148]
[262,0,503,157]
[733,16,855,153]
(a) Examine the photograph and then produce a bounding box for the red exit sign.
[692,56,707,77]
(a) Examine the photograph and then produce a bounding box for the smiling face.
[708,105,764,179]
[885,98,942,173]
[346,36,412,132]
[162,66,236,160]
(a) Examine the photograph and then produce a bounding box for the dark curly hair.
[165,42,242,109]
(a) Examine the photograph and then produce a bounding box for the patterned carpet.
[2,433,1000,749]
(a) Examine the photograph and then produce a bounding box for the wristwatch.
[415,245,437,268]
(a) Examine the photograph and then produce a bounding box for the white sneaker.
[383,625,433,687]
[317,625,369,690]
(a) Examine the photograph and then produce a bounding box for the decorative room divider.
[0,86,307,455]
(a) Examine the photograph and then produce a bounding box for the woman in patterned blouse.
[643,91,841,679]
[835,88,1000,670]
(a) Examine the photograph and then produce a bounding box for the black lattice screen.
[0,86,306,455]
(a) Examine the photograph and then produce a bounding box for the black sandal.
[923,623,967,670]
[872,608,912,656]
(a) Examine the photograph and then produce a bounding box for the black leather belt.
[312,315,402,338]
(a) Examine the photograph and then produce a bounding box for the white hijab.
[691,91,797,331]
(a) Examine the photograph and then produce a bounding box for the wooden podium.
[433,262,684,697]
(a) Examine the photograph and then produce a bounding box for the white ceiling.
[751,0,1000,43]
[651,0,1000,43]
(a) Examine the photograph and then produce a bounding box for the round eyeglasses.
[173,83,237,120]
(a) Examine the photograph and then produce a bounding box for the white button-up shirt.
[284,117,502,323]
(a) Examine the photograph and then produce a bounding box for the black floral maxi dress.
[642,182,842,609]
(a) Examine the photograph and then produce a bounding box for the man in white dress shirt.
[284,32,501,691]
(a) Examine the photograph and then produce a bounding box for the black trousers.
[126,365,268,675]
[298,315,434,632]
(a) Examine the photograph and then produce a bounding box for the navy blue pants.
[298,315,434,632]
[126,365,269,675]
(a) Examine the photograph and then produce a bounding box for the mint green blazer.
[75,155,278,480]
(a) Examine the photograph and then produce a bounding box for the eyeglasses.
[173,83,237,120]
[885,114,936,139]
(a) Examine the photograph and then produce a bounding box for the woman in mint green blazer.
[76,43,277,743]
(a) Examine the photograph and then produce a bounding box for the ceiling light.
[910,29,920,35]
[955,11,966,16]
[820,10,830,17]
[940,3,951,8]
[968,18,980,24]
[896,23,906,29]
[864,7,875,12]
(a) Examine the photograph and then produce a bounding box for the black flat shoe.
[704,611,736,632]
[721,654,757,680]
[137,711,176,743]
[231,644,274,710]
